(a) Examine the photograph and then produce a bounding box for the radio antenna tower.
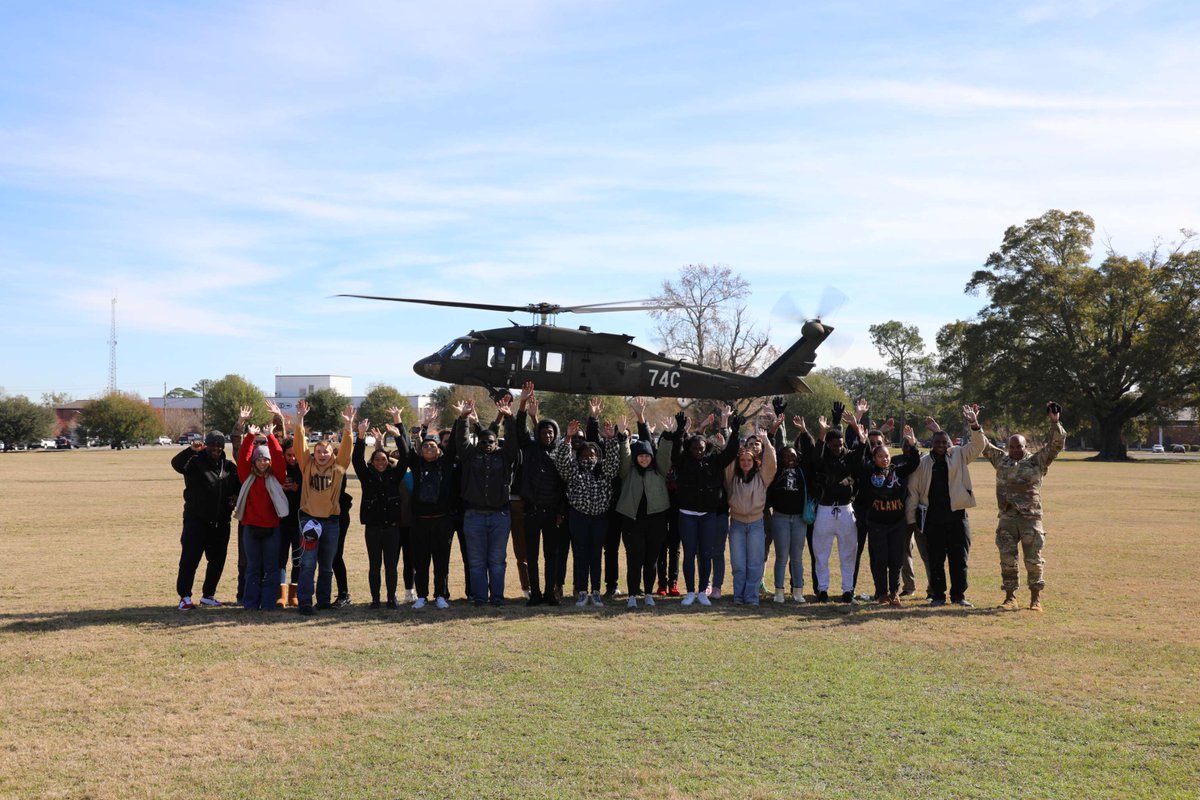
[107,293,118,394]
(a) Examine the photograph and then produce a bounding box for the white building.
[274,374,354,398]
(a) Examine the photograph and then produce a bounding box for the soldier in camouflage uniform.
[980,402,1066,612]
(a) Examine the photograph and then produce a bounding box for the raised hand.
[589,397,602,417]
[238,405,253,423]
[818,415,829,435]
[647,421,657,435]
[602,420,615,438]
[662,416,676,432]
[247,424,261,437]
[454,400,468,418]
[714,432,726,449]
[961,404,979,426]
[701,412,716,430]
[385,423,401,438]
[840,408,856,427]
[387,405,403,423]
[772,396,787,416]
[342,404,356,426]
[674,411,687,433]
[527,396,540,419]
[792,414,807,433]
[903,424,915,445]
[856,397,869,415]
[1046,401,1061,422]
[521,381,535,403]
[369,427,384,443]
[617,414,628,434]
[264,399,282,417]
[296,399,309,418]
[831,401,845,422]
[566,419,581,439]
[720,405,732,424]
[924,415,940,433]
[495,401,513,418]
[358,419,369,437]
[629,396,646,420]
[881,417,895,434]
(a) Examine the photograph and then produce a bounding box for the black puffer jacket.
[353,437,408,526]
[667,420,741,513]
[172,447,240,524]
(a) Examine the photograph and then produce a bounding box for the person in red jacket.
[234,420,288,610]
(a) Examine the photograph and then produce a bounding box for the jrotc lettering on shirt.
[309,473,333,492]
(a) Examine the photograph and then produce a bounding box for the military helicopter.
[338,294,834,401]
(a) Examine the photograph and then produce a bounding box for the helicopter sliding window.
[545,352,564,373]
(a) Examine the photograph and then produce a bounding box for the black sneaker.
[298,606,315,616]
[334,594,352,608]
[817,590,829,603]
[525,593,543,607]
[839,591,853,603]
[369,599,381,609]
[929,598,946,607]
[315,601,332,610]
[386,598,398,609]
[542,593,559,606]
[899,589,916,597]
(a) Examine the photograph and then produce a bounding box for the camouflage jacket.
[982,422,1067,518]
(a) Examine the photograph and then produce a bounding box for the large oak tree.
[949,209,1200,460]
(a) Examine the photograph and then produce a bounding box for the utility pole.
[107,293,118,394]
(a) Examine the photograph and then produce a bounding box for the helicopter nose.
[414,356,442,380]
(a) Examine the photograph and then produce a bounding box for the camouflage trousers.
[995,515,1045,592]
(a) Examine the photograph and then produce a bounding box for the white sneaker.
[435,597,450,609]
[576,591,588,607]
[697,592,712,607]
[404,589,416,603]
[413,597,427,609]
[774,589,785,604]
[681,591,696,606]
[627,597,638,609]
[793,590,807,604]
[591,591,603,607]
[522,590,530,600]
[178,596,194,610]
[644,594,655,607]
[199,596,221,607]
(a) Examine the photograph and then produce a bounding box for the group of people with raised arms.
[171,384,1066,614]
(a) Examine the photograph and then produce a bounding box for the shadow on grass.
[0,595,1016,633]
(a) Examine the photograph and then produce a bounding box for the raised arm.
[1036,402,1066,471]
[335,404,355,470]
[294,399,311,473]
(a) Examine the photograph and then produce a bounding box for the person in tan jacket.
[724,417,780,605]
[905,404,987,607]
[293,399,355,615]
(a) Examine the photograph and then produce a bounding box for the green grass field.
[0,448,1197,799]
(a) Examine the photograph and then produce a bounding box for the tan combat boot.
[287,583,299,607]
[999,591,1018,611]
[276,584,287,608]
[1029,588,1043,612]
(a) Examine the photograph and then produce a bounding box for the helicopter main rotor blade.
[335,294,534,314]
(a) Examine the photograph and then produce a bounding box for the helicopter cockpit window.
[545,351,564,373]
[524,351,541,371]
[449,342,472,360]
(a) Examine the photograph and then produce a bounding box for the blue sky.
[2,1,1198,401]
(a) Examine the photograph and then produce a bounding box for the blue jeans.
[242,525,281,609]
[770,512,807,591]
[463,509,510,603]
[677,511,726,594]
[298,514,340,608]
[728,518,766,604]
[568,508,607,594]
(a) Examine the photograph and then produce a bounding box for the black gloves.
[832,401,845,421]
[730,414,745,428]
[772,396,787,416]
[675,411,688,431]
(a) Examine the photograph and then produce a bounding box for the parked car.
[1151,444,1165,453]
[156,436,172,446]
[55,437,72,449]
[38,439,57,449]
[1170,444,1186,453]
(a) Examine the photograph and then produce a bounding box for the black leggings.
[411,515,455,599]
[334,512,350,596]
[364,523,401,602]
[866,519,908,596]
[624,512,666,596]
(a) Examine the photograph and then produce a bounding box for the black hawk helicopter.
[338,295,834,401]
